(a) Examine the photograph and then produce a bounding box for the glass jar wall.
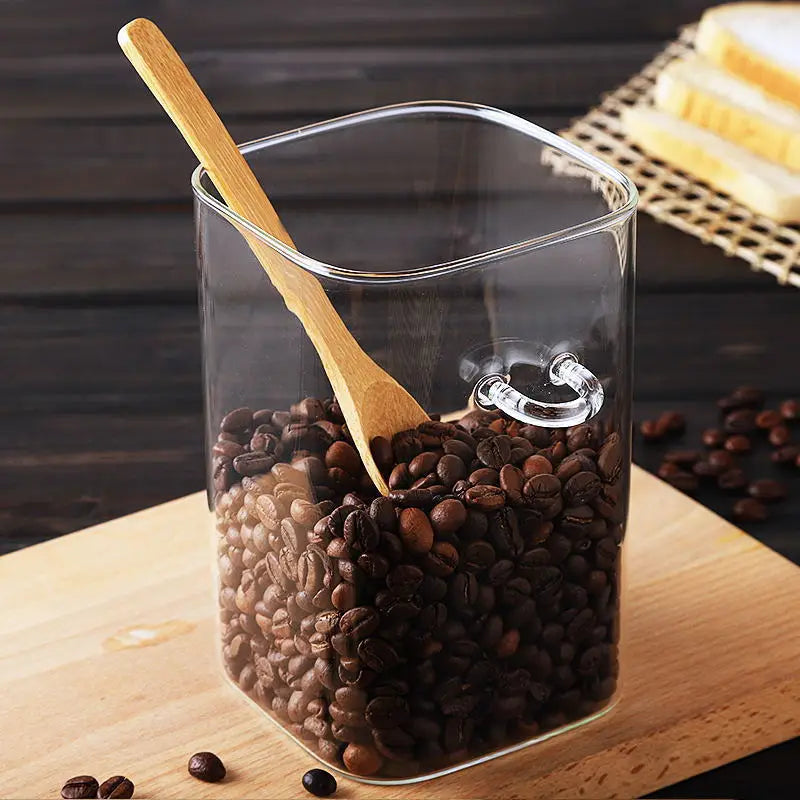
[195,102,637,783]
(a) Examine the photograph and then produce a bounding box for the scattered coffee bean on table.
[733,498,768,522]
[780,399,799,421]
[724,435,751,454]
[60,776,98,799]
[97,776,135,799]
[213,400,624,778]
[748,479,787,503]
[302,768,337,796]
[641,387,798,521]
[188,752,226,783]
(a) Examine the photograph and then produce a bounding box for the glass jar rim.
[191,100,638,285]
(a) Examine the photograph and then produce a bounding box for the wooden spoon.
[118,18,428,495]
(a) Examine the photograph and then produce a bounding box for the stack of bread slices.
[623,2,800,223]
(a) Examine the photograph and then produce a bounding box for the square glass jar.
[195,102,637,783]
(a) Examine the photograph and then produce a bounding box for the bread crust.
[623,106,800,223]
[696,3,800,111]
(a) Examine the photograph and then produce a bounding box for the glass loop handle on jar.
[473,352,604,427]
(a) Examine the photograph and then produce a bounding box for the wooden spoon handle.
[118,18,365,388]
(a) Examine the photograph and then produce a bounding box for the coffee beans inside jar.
[213,400,625,779]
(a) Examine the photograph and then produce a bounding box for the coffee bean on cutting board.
[97,776,135,799]
[60,776,99,799]
[188,752,226,782]
[302,768,337,796]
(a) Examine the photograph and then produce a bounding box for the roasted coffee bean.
[724,435,751,454]
[61,776,99,799]
[730,386,765,409]
[780,399,799,421]
[639,419,664,442]
[302,768,337,797]
[356,552,389,579]
[358,637,400,671]
[449,571,479,611]
[487,558,515,586]
[755,409,782,429]
[521,454,553,479]
[748,478,787,503]
[442,438,475,464]
[365,695,410,729]
[367,496,396,532]
[388,463,410,490]
[213,438,245,460]
[331,582,357,611]
[733,497,768,522]
[386,564,424,596]
[769,425,791,447]
[563,471,601,505]
[693,460,719,479]
[342,509,380,552]
[397,508,434,554]
[523,473,561,509]
[701,428,725,448]
[555,453,594,483]
[423,541,460,577]
[464,484,505,511]
[343,743,383,776]
[657,411,685,434]
[370,436,394,473]
[392,430,423,463]
[339,606,379,641]
[662,450,700,466]
[717,468,748,492]
[596,433,622,483]
[435,454,466,487]
[476,437,511,469]
[708,449,736,472]
[772,445,800,466]
[564,424,594,452]
[324,441,362,476]
[389,488,435,509]
[408,451,439,480]
[221,407,253,433]
[188,752,226,783]
[488,506,523,556]
[724,409,758,434]
[499,464,525,500]
[429,498,467,534]
[97,776,134,799]
[463,540,496,573]
[468,467,500,486]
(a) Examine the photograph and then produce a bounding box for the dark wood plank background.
[2,2,797,797]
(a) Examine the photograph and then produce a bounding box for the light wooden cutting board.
[1,466,798,799]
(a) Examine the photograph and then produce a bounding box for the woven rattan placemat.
[547,26,800,287]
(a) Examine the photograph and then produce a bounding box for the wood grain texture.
[0,206,781,300]
[0,42,660,121]
[2,290,798,425]
[0,113,578,203]
[0,1,717,56]
[0,467,798,799]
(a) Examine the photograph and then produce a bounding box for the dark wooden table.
[1,2,797,796]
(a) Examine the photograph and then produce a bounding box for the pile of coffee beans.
[639,387,797,522]
[213,399,625,778]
